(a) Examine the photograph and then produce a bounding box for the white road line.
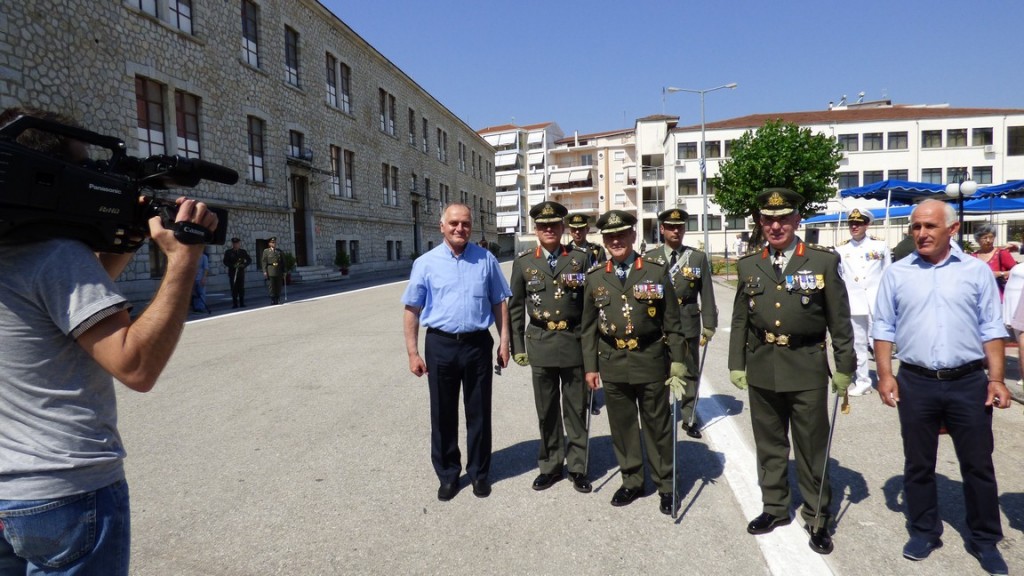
[695,375,835,576]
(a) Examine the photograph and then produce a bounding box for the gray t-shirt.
[0,239,131,499]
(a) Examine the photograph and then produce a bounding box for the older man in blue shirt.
[403,203,511,502]
[873,199,1012,575]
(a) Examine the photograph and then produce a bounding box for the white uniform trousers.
[850,314,873,394]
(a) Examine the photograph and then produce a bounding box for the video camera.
[0,114,236,253]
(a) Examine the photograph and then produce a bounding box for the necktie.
[616,262,628,284]
[670,250,678,267]
[773,250,784,279]
[547,253,558,270]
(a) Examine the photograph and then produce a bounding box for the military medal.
[570,258,581,271]
[801,295,810,305]
[815,274,825,289]
[785,275,795,291]
[648,306,656,317]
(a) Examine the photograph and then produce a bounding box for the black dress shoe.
[746,512,792,535]
[568,472,592,494]
[472,480,491,498]
[437,481,459,501]
[610,486,641,507]
[532,472,561,491]
[808,526,834,555]
[590,406,601,416]
[659,492,675,515]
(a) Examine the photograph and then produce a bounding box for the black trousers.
[424,330,494,485]
[897,368,1002,548]
[229,268,246,305]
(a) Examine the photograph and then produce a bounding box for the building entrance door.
[412,200,422,256]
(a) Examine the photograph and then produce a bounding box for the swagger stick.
[811,389,842,537]
[584,390,594,474]
[671,389,679,518]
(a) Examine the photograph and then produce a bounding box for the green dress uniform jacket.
[728,242,855,389]
[581,255,685,383]
[645,244,717,421]
[728,240,855,525]
[509,246,588,367]
[567,240,607,269]
[262,248,285,278]
[509,245,590,475]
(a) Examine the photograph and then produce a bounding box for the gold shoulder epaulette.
[516,248,532,258]
[807,243,838,254]
[586,262,604,274]
[837,239,850,246]
[644,253,666,266]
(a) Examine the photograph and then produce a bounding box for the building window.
[888,169,908,180]
[838,172,858,189]
[921,130,942,148]
[379,89,396,135]
[614,172,624,183]
[247,116,265,182]
[421,118,429,153]
[136,0,157,16]
[288,130,304,159]
[838,134,858,152]
[726,215,745,230]
[135,77,166,156]
[325,53,337,107]
[424,178,431,212]
[707,215,722,231]
[921,168,942,184]
[396,241,402,261]
[174,90,200,159]
[704,141,721,159]
[581,153,593,166]
[973,166,993,184]
[284,26,300,87]
[888,131,908,150]
[387,240,395,261]
[1009,127,1024,156]
[329,145,342,196]
[973,127,994,146]
[349,240,360,264]
[408,108,416,146]
[436,128,448,162]
[946,129,967,148]
[168,0,192,33]
[678,179,698,196]
[863,170,884,185]
[382,163,398,206]
[471,150,477,177]
[339,62,352,113]
[863,133,883,151]
[241,0,260,67]
[343,150,354,197]
[614,150,626,161]
[410,172,417,195]
[724,140,734,158]
[458,141,466,171]
[677,143,697,160]
[946,167,969,182]
[687,215,700,231]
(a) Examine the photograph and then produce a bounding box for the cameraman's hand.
[148,197,218,262]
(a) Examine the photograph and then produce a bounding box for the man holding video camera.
[0,107,219,575]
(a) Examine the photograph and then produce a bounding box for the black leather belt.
[600,333,662,350]
[530,318,576,331]
[756,329,825,349]
[901,360,984,381]
[426,327,489,342]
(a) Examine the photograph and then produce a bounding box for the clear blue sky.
[323,0,1023,136]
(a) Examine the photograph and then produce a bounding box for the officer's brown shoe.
[808,526,834,555]
[610,486,641,507]
[532,472,561,491]
[568,472,592,493]
[747,512,792,535]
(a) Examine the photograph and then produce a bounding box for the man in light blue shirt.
[402,203,511,502]
[872,199,1011,575]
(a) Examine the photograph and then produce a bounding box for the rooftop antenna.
[856,91,865,104]
[837,94,847,107]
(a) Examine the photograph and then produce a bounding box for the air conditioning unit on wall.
[984,145,995,154]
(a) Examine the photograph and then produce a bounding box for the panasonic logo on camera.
[88,183,122,195]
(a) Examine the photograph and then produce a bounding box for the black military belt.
[426,327,489,342]
[757,329,825,348]
[530,318,576,331]
[600,333,662,351]
[901,360,984,381]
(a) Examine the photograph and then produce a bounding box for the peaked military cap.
[757,188,803,217]
[231,237,241,243]
[658,208,689,225]
[847,208,873,224]
[596,210,637,234]
[529,201,568,223]
[268,236,278,242]
[566,213,591,229]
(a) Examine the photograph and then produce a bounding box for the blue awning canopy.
[803,206,913,224]
[839,179,948,203]
[974,180,1024,198]
[963,196,1024,213]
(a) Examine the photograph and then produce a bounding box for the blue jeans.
[0,480,130,576]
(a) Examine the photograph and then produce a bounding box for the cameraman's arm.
[76,198,217,392]
[96,253,135,280]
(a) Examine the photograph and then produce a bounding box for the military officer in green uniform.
[262,236,285,305]
[509,201,592,494]
[567,213,607,268]
[581,210,687,514]
[728,188,855,555]
[644,208,717,436]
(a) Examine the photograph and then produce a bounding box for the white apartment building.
[510,102,1024,254]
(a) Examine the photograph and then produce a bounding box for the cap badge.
[767,191,785,206]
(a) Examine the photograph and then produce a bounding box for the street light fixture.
[665,83,738,253]
[945,169,978,246]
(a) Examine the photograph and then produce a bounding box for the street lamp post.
[665,83,737,253]
[945,170,978,246]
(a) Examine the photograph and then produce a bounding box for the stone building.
[0,0,495,300]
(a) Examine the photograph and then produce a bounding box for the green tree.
[713,119,843,248]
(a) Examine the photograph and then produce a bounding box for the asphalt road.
[119,264,1024,575]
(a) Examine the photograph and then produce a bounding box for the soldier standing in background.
[645,208,717,435]
[262,237,285,305]
[509,201,592,494]
[223,237,252,308]
[567,213,607,416]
